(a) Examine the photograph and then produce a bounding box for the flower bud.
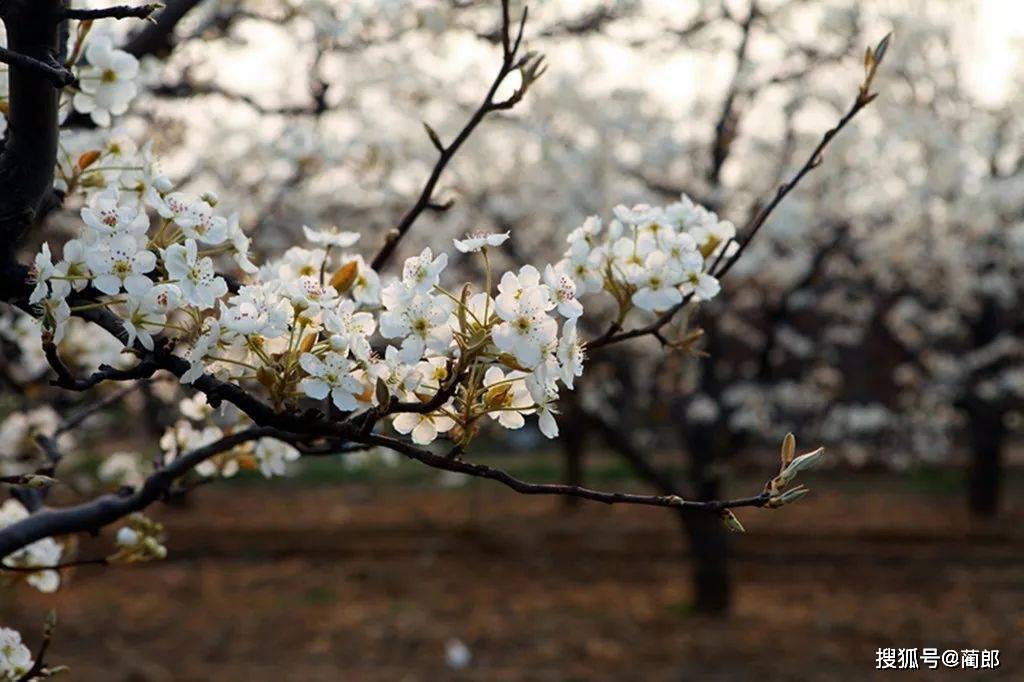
[776,447,825,487]
[116,527,140,548]
[77,149,102,170]
[329,261,359,294]
[720,509,745,533]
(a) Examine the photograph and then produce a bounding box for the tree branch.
[0,427,302,558]
[370,0,539,271]
[0,47,74,87]
[61,4,162,21]
[365,433,770,511]
[587,76,880,351]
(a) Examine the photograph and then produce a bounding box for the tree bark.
[679,421,731,615]
[0,0,63,258]
[560,397,586,508]
[965,403,1005,518]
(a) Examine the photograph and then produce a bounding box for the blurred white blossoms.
[0,627,33,680]
[0,500,62,593]
[72,36,140,126]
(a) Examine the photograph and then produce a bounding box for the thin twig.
[370,0,536,271]
[366,433,771,511]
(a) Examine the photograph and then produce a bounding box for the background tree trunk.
[680,421,731,615]
[560,396,586,508]
[965,403,1005,518]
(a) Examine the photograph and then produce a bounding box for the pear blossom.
[380,292,452,360]
[681,271,722,301]
[370,345,423,396]
[348,255,382,305]
[303,224,361,248]
[29,243,68,304]
[526,376,560,439]
[81,187,149,241]
[453,230,510,253]
[225,213,259,274]
[557,319,585,389]
[0,499,62,593]
[630,251,683,311]
[401,247,448,294]
[392,410,456,445]
[299,352,364,410]
[482,367,533,429]
[180,319,225,384]
[324,300,376,358]
[543,264,583,319]
[492,287,558,367]
[72,37,139,126]
[86,235,156,296]
[162,239,228,308]
[38,296,71,344]
[0,627,33,680]
[254,438,301,477]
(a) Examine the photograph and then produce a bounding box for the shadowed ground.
[2,463,1021,681]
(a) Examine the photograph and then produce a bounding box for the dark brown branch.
[0,427,300,558]
[370,0,537,271]
[0,46,74,87]
[56,380,150,435]
[365,433,770,511]
[123,0,203,58]
[61,4,162,21]
[713,90,876,282]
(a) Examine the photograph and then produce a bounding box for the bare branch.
[365,433,771,511]
[0,427,304,558]
[370,1,538,271]
[61,4,162,22]
[0,47,74,87]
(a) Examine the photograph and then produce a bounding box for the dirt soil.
[2,476,1022,681]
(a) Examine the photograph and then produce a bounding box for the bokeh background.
[3,0,1024,679]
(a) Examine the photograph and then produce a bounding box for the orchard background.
[1,0,1022,679]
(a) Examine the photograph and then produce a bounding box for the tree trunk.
[560,399,586,508]
[966,404,1005,518]
[680,421,731,615]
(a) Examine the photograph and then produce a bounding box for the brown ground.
[2,467,1022,681]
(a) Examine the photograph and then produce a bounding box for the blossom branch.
[586,36,890,351]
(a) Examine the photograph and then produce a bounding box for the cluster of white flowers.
[0,627,33,681]
[0,407,69,478]
[28,141,733,454]
[0,500,62,593]
[556,199,734,314]
[22,31,734,474]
